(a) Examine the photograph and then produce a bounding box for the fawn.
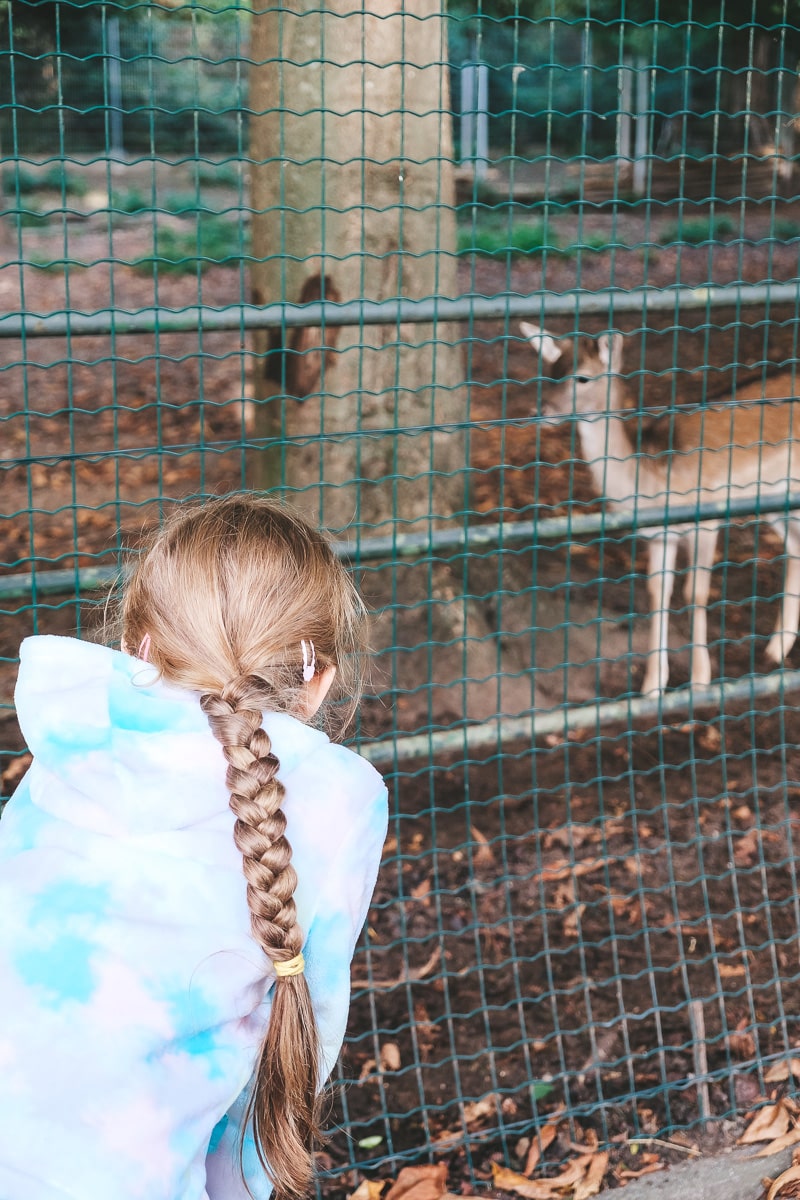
[520,321,800,695]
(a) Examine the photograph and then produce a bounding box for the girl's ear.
[302,664,337,718]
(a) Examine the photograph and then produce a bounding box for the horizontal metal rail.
[360,667,800,769]
[3,487,800,601]
[3,486,800,602]
[1,280,798,339]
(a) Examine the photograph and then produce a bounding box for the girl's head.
[122,493,367,736]
[121,494,369,1199]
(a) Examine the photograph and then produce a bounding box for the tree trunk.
[248,2,535,728]
[719,26,781,156]
[248,0,465,535]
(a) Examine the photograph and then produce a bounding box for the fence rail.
[2,281,799,338]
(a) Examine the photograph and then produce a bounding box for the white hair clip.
[301,639,316,683]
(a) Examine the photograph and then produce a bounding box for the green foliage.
[110,188,149,215]
[458,215,560,257]
[14,206,51,228]
[42,166,90,197]
[579,231,616,252]
[3,164,89,198]
[195,162,245,190]
[0,4,248,157]
[3,166,38,195]
[448,4,800,159]
[160,194,232,217]
[660,214,736,245]
[135,214,247,275]
[158,193,199,216]
[775,219,800,242]
[27,254,82,273]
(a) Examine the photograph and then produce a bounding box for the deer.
[520,321,800,696]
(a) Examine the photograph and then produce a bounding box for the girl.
[0,495,388,1200]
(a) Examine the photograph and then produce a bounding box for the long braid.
[118,494,369,1198]
[201,679,322,1199]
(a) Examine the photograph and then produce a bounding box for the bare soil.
[3,181,800,1193]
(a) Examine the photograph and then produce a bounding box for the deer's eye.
[576,375,590,384]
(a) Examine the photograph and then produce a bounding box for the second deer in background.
[521,322,800,696]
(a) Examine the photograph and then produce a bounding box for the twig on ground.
[351,947,441,991]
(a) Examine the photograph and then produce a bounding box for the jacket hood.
[14,635,321,837]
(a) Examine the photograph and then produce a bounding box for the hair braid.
[118,494,370,1198]
[201,680,322,1198]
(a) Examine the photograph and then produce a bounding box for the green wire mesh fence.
[3,0,800,1192]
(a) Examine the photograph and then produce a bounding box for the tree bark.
[248,1,535,728]
[248,0,466,535]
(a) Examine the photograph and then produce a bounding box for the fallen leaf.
[734,827,760,867]
[766,1060,800,1084]
[470,825,496,867]
[563,902,587,938]
[738,1100,796,1145]
[616,1162,666,1181]
[385,1165,449,1200]
[718,963,747,979]
[754,1127,800,1157]
[358,1058,376,1081]
[574,1151,610,1200]
[349,1181,386,1200]
[523,1109,564,1175]
[533,857,610,886]
[543,824,602,851]
[462,1094,499,1125]
[490,1165,561,1199]
[492,1157,592,1198]
[728,1018,756,1059]
[380,1042,401,1072]
[767,1162,800,1200]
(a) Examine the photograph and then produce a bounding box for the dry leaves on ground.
[492,1141,610,1200]
[614,1151,665,1182]
[739,1097,800,1157]
[348,1122,613,1200]
[762,1146,800,1199]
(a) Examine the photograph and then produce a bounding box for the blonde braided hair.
[119,495,367,1199]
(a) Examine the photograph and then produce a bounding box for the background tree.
[447,0,800,160]
[249,0,532,723]
[248,0,467,535]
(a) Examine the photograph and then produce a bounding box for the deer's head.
[520,322,624,419]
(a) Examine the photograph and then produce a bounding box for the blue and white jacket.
[0,636,388,1200]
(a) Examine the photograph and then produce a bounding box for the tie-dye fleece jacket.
[0,635,388,1200]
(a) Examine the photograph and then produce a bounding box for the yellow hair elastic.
[274,952,305,978]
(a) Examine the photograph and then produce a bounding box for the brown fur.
[522,322,800,694]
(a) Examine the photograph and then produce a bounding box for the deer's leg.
[766,516,800,665]
[642,532,679,696]
[683,523,718,689]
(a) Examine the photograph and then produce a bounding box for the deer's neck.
[575,382,650,505]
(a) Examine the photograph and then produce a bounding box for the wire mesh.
[2,0,800,1192]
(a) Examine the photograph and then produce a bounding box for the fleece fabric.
[0,635,388,1200]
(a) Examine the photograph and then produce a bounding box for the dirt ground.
[3,177,800,1194]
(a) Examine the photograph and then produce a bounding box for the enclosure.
[3,0,800,1195]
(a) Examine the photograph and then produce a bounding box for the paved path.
[595,1144,791,1200]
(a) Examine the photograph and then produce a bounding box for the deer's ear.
[597,332,623,372]
[520,321,562,366]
